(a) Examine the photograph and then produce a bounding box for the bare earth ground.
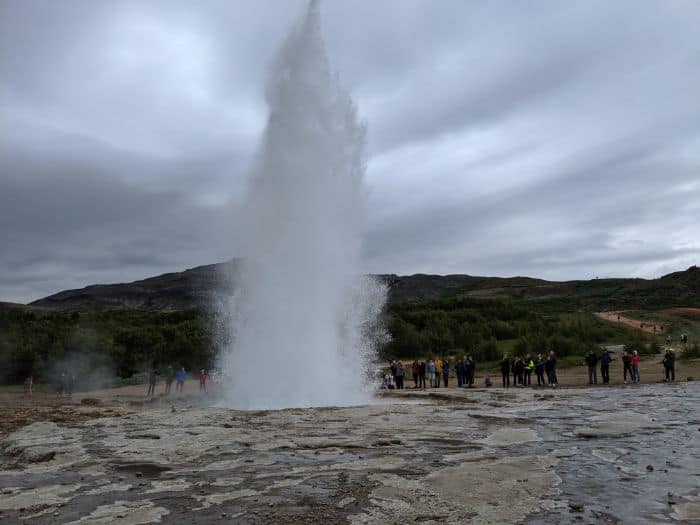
[2,356,698,440]
[1,360,700,525]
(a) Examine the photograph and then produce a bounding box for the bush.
[648,340,663,354]
[681,343,700,360]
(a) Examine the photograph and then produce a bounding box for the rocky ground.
[1,379,699,524]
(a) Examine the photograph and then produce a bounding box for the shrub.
[681,343,700,360]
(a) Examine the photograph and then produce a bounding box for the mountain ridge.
[21,262,699,312]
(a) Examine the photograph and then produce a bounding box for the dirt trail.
[595,310,669,334]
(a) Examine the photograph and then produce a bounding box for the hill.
[24,263,700,312]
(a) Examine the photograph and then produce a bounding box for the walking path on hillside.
[595,310,668,334]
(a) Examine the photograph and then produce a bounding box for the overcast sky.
[1,0,699,303]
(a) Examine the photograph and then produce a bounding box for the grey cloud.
[1,0,699,302]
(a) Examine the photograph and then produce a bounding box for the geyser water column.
[220,1,386,409]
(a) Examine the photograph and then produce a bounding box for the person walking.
[176,367,187,393]
[663,350,676,382]
[586,350,598,384]
[395,361,404,389]
[622,351,633,384]
[534,354,546,386]
[631,351,640,383]
[599,348,612,384]
[442,360,450,388]
[411,360,419,388]
[419,361,426,389]
[500,354,511,388]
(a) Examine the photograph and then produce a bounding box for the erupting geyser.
[219,1,387,409]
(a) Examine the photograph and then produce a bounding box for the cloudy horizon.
[2,0,699,303]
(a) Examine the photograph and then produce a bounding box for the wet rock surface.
[0,382,698,524]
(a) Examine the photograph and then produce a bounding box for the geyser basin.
[218,1,386,410]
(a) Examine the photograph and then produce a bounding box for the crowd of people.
[147,366,209,397]
[382,356,482,390]
[54,370,76,396]
[500,352,558,388]
[381,345,684,391]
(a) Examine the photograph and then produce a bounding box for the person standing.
[395,361,404,389]
[24,375,33,396]
[663,349,675,382]
[599,348,612,385]
[383,369,395,389]
[456,358,464,387]
[500,354,511,388]
[467,355,476,387]
[57,371,66,397]
[434,357,443,387]
[147,368,159,397]
[164,365,174,395]
[513,357,524,386]
[631,351,640,383]
[199,369,208,392]
[427,359,436,388]
[534,354,545,386]
[67,373,75,396]
[463,356,472,388]
[419,361,426,389]
[523,355,533,386]
[176,367,187,393]
[545,352,558,387]
[442,360,450,388]
[622,351,633,384]
[586,350,598,384]
[411,360,419,388]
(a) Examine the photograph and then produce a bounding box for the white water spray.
[219,1,387,409]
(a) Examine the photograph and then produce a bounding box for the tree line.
[1,295,648,386]
[382,296,642,362]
